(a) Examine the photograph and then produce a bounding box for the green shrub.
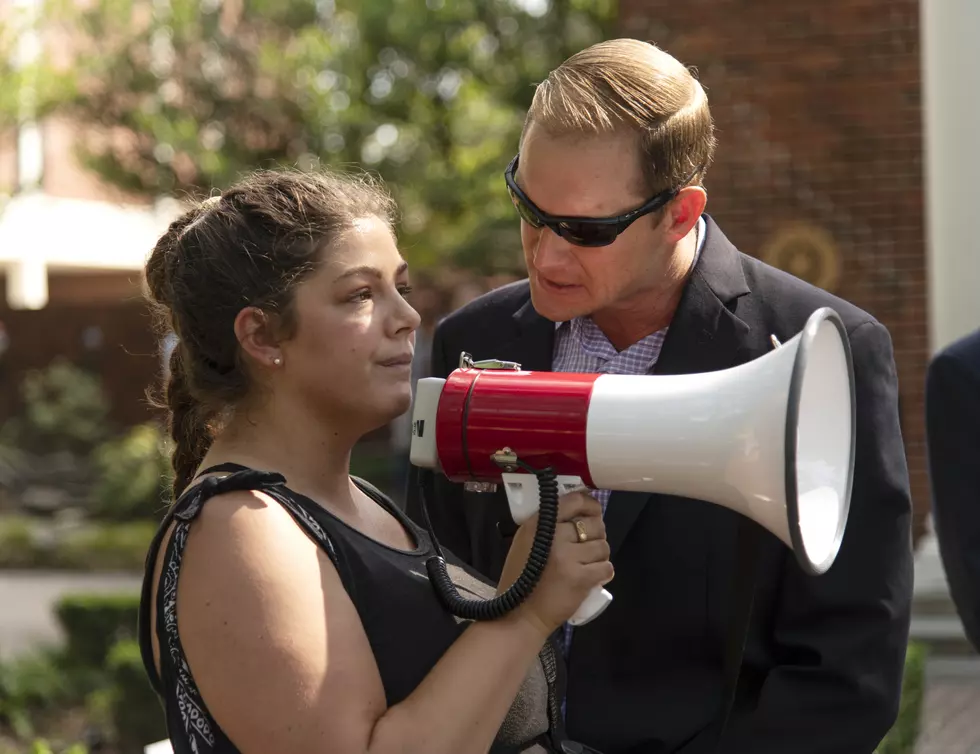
[0,515,37,568]
[876,642,928,754]
[0,517,156,571]
[21,739,87,754]
[0,359,111,456]
[1,595,164,753]
[54,593,141,670]
[89,423,172,522]
[0,649,73,739]
[56,521,156,572]
[106,639,166,750]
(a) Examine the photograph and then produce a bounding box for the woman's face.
[278,215,421,431]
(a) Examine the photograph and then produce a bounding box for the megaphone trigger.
[557,478,591,497]
[501,472,590,525]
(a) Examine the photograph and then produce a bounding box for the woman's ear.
[234,307,283,369]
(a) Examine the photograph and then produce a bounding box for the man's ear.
[234,307,283,369]
[663,186,708,243]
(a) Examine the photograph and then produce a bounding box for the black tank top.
[137,464,584,754]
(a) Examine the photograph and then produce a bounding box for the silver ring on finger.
[572,519,589,543]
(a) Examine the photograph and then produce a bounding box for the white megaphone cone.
[410,307,856,626]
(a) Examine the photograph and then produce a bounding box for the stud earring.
[272,357,282,366]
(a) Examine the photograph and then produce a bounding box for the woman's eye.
[398,285,414,298]
[350,289,372,302]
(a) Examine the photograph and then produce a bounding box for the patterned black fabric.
[137,465,569,754]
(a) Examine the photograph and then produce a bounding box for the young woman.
[137,168,614,754]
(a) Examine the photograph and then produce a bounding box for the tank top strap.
[196,461,253,476]
[171,466,287,522]
[352,474,416,523]
[178,464,349,571]
[137,465,351,703]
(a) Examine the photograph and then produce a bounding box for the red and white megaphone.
[410,307,856,626]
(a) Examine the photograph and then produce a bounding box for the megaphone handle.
[568,585,614,626]
[500,472,614,626]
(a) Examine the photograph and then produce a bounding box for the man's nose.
[532,228,575,274]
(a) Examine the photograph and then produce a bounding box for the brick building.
[5,1,977,536]
[620,0,932,538]
[0,115,179,427]
[0,0,183,427]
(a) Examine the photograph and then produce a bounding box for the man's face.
[515,124,673,323]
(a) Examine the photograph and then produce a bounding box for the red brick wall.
[620,0,929,541]
[0,298,161,429]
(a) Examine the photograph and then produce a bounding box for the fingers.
[556,490,603,523]
[573,539,611,566]
[556,516,606,544]
[552,517,610,565]
[581,560,616,587]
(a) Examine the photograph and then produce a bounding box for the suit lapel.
[499,295,556,372]
[604,217,753,559]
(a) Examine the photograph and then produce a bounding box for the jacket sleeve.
[925,345,980,651]
[723,320,914,753]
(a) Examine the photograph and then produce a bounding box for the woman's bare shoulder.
[158,487,388,753]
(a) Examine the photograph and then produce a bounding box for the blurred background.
[0,0,978,752]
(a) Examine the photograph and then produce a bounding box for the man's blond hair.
[521,38,716,196]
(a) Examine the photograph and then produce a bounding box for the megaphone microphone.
[411,307,856,627]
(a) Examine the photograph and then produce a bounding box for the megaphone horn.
[411,306,856,626]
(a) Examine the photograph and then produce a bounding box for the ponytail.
[164,344,215,500]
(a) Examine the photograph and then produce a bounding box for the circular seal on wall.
[760,223,842,293]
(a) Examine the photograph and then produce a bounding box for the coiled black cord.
[419,460,559,621]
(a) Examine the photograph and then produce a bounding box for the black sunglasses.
[504,154,693,248]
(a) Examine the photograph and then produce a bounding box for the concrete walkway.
[912,535,980,754]
[917,657,980,754]
[0,569,142,661]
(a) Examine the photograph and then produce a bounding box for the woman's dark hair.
[144,168,397,499]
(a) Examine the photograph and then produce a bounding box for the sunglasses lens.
[558,221,620,247]
[508,189,544,229]
[505,175,621,247]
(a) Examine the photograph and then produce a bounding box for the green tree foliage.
[0,358,111,456]
[48,0,615,271]
[1,4,71,207]
[0,14,21,129]
[1,5,74,126]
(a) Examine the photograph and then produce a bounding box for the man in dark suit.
[926,327,980,652]
[406,38,913,753]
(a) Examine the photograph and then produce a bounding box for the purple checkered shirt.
[551,217,706,678]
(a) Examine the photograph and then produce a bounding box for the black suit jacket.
[926,327,980,652]
[406,217,913,754]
